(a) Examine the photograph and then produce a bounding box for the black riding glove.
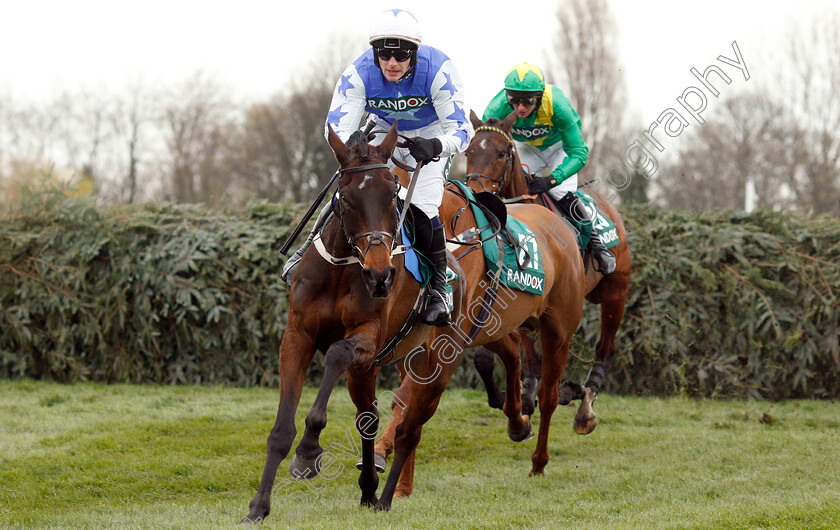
[526,175,557,195]
[408,137,442,163]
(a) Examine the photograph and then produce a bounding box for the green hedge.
[1,193,838,398]
[0,193,300,386]
[569,204,840,399]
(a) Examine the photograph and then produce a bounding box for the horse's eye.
[498,151,506,158]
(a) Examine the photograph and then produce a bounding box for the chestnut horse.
[465,110,632,435]
[243,122,584,520]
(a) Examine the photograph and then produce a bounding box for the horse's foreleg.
[376,345,453,511]
[473,346,505,410]
[289,338,356,479]
[347,367,380,507]
[243,329,315,524]
[376,381,444,511]
[368,364,411,472]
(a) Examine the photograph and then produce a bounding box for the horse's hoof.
[574,414,597,435]
[360,494,379,507]
[240,515,264,525]
[374,500,392,512]
[355,453,387,473]
[574,387,598,434]
[508,418,534,442]
[289,452,322,478]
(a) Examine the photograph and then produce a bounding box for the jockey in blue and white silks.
[326,37,473,222]
[284,9,473,327]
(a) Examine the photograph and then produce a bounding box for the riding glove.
[526,175,557,195]
[408,137,442,163]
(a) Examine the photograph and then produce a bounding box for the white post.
[745,178,756,213]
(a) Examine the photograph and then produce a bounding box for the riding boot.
[558,192,616,275]
[280,202,334,284]
[420,223,451,327]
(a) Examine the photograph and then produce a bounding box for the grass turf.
[1,380,838,528]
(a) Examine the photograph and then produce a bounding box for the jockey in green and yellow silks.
[483,62,616,275]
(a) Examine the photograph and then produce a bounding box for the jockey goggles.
[374,46,413,62]
[507,93,540,107]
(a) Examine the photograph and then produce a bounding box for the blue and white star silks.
[447,103,469,147]
[337,74,354,97]
[326,105,347,128]
[439,72,457,96]
[324,44,473,159]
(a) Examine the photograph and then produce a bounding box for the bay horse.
[464,110,632,435]
[243,122,584,520]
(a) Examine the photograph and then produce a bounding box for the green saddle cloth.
[452,181,546,295]
[569,190,620,250]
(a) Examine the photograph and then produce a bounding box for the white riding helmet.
[368,9,422,48]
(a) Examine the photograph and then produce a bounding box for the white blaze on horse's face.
[479,138,488,150]
[358,175,373,190]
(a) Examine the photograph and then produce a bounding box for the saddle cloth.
[451,181,546,295]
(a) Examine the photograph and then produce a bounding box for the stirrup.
[421,290,451,326]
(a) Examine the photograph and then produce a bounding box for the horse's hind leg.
[244,328,315,524]
[576,286,628,435]
[289,337,358,478]
[520,332,542,416]
[530,325,571,476]
[485,335,532,442]
[473,346,505,409]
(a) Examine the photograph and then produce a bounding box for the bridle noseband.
[335,163,400,262]
[465,125,516,193]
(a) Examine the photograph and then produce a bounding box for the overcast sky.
[1,0,834,130]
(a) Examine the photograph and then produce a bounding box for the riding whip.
[279,121,376,255]
[395,159,425,237]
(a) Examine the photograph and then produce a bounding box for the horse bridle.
[464,125,516,193]
[335,163,401,262]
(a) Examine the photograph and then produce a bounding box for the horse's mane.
[352,141,371,160]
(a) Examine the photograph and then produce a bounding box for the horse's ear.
[469,109,483,130]
[501,111,517,132]
[327,124,351,167]
[376,121,399,159]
